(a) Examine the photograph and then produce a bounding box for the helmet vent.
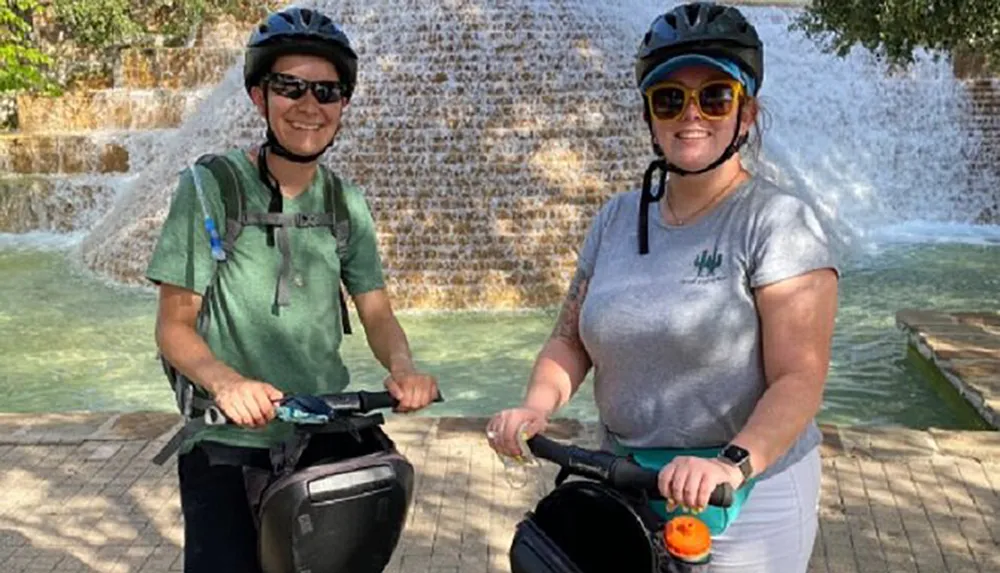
[683,4,701,24]
[301,10,313,26]
[707,5,727,21]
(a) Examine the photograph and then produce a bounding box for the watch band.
[718,444,753,483]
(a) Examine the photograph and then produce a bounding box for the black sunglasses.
[264,72,346,104]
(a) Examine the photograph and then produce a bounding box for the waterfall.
[66,1,996,306]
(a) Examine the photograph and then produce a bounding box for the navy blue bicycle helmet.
[632,3,765,255]
[635,2,763,96]
[244,7,358,100]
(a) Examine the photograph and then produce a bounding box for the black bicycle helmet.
[244,7,358,100]
[635,2,763,95]
[243,7,357,165]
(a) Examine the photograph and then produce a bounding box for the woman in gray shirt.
[487,3,838,572]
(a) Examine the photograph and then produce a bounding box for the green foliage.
[0,0,278,95]
[0,0,58,94]
[51,0,144,48]
[49,0,283,48]
[51,0,235,48]
[793,0,1000,73]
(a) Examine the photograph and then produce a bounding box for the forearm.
[523,336,592,416]
[523,268,593,416]
[156,320,241,395]
[364,314,415,374]
[731,374,824,476]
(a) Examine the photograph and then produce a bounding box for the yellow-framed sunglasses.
[644,79,744,122]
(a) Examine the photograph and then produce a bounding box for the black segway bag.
[257,447,415,573]
[510,480,659,573]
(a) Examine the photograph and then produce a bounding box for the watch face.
[722,445,750,464]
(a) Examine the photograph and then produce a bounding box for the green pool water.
[1,239,996,429]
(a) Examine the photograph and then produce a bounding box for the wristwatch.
[718,444,753,486]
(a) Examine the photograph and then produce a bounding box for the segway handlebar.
[526,434,733,508]
[204,389,445,426]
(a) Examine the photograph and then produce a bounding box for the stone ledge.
[897,309,1000,429]
[15,89,208,133]
[0,134,129,175]
[116,48,240,90]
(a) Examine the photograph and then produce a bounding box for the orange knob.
[664,515,711,563]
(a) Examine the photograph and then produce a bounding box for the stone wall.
[964,79,1000,224]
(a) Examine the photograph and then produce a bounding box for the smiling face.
[250,54,347,157]
[649,65,756,172]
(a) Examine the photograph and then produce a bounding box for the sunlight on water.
[1,240,996,429]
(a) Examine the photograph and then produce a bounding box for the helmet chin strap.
[637,99,750,255]
[262,93,337,164]
[265,127,328,163]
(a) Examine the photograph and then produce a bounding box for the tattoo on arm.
[552,269,589,345]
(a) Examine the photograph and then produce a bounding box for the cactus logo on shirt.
[683,246,727,284]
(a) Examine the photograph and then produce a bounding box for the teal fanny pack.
[611,443,757,536]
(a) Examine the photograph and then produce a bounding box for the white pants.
[709,447,821,572]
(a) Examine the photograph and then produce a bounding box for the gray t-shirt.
[577,175,838,480]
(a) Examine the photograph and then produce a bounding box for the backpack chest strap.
[236,212,338,308]
[241,212,337,228]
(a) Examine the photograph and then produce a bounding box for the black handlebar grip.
[357,390,397,412]
[609,458,660,493]
[611,458,734,508]
[708,482,734,508]
[525,435,571,466]
[358,390,446,412]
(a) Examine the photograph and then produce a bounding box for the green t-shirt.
[145,148,385,452]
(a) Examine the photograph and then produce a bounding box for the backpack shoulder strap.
[156,154,244,463]
[321,165,351,259]
[320,165,354,335]
[195,153,246,256]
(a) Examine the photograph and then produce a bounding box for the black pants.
[178,429,391,573]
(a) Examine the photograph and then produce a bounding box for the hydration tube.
[190,164,227,262]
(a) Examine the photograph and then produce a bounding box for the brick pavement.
[0,414,997,572]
